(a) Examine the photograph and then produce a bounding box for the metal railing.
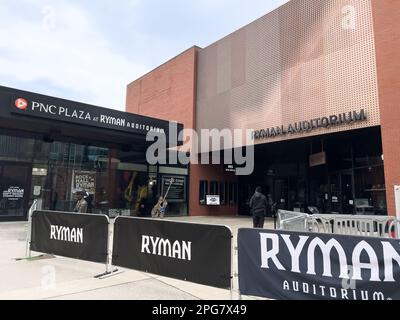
[25,199,42,258]
[278,210,309,232]
[278,210,399,238]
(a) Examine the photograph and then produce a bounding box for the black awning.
[0,85,183,151]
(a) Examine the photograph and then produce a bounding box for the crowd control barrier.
[278,210,400,238]
[25,199,42,258]
[238,228,400,300]
[29,210,116,277]
[112,217,233,290]
[277,210,308,232]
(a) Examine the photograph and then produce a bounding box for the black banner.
[238,228,400,300]
[112,217,232,289]
[30,211,109,263]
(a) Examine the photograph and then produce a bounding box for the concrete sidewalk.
[0,216,273,300]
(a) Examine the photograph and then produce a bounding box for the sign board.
[252,109,368,141]
[30,211,109,263]
[224,165,236,173]
[161,176,186,203]
[2,186,24,201]
[238,228,400,300]
[10,94,177,137]
[33,186,42,196]
[72,171,96,199]
[206,195,220,206]
[112,217,232,289]
[309,152,327,167]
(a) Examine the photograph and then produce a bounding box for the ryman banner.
[238,228,400,300]
[31,211,109,263]
[112,217,232,289]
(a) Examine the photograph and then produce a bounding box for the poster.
[72,171,96,198]
[2,186,24,201]
[161,176,186,202]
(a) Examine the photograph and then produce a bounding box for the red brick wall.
[189,163,238,216]
[372,0,400,216]
[126,46,237,216]
[126,47,198,130]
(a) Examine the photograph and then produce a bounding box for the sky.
[0,0,289,111]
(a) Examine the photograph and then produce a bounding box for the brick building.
[126,0,400,217]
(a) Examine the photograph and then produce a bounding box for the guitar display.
[151,178,175,218]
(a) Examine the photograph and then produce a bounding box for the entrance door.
[341,172,354,214]
[274,178,289,211]
[329,171,354,214]
[0,163,32,221]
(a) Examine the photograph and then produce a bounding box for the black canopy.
[0,85,183,152]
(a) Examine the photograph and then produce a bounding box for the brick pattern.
[126,47,198,131]
[372,0,400,216]
[189,163,238,216]
[126,47,237,216]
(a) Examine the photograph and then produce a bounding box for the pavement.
[0,216,274,300]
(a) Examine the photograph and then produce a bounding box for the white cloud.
[0,1,147,110]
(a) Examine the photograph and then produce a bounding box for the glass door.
[329,173,341,213]
[329,171,355,214]
[0,163,32,220]
[341,171,355,214]
[274,178,289,211]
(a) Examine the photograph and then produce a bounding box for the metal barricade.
[25,199,42,258]
[278,210,308,232]
[309,214,397,238]
[279,210,399,239]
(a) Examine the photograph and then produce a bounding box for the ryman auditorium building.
[125,0,400,218]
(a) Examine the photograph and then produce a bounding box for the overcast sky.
[0,0,289,111]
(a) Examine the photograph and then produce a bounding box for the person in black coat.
[249,186,270,228]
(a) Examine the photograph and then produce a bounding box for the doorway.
[328,171,355,214]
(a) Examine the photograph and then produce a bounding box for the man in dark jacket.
[249,187,269,228]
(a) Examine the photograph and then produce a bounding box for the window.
[199,181,208,205]
[228,182,238,205]
[233,183,238,204]
[210,181,218,195]
[220,182,226,205]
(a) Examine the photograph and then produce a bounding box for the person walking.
[249,186,269,228]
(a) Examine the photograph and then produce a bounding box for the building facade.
[0,86,186,221]
[126,0,400,216]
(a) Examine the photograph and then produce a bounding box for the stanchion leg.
[94,267,121,279]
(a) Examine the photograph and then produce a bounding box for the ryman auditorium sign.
[252,110,367,140]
